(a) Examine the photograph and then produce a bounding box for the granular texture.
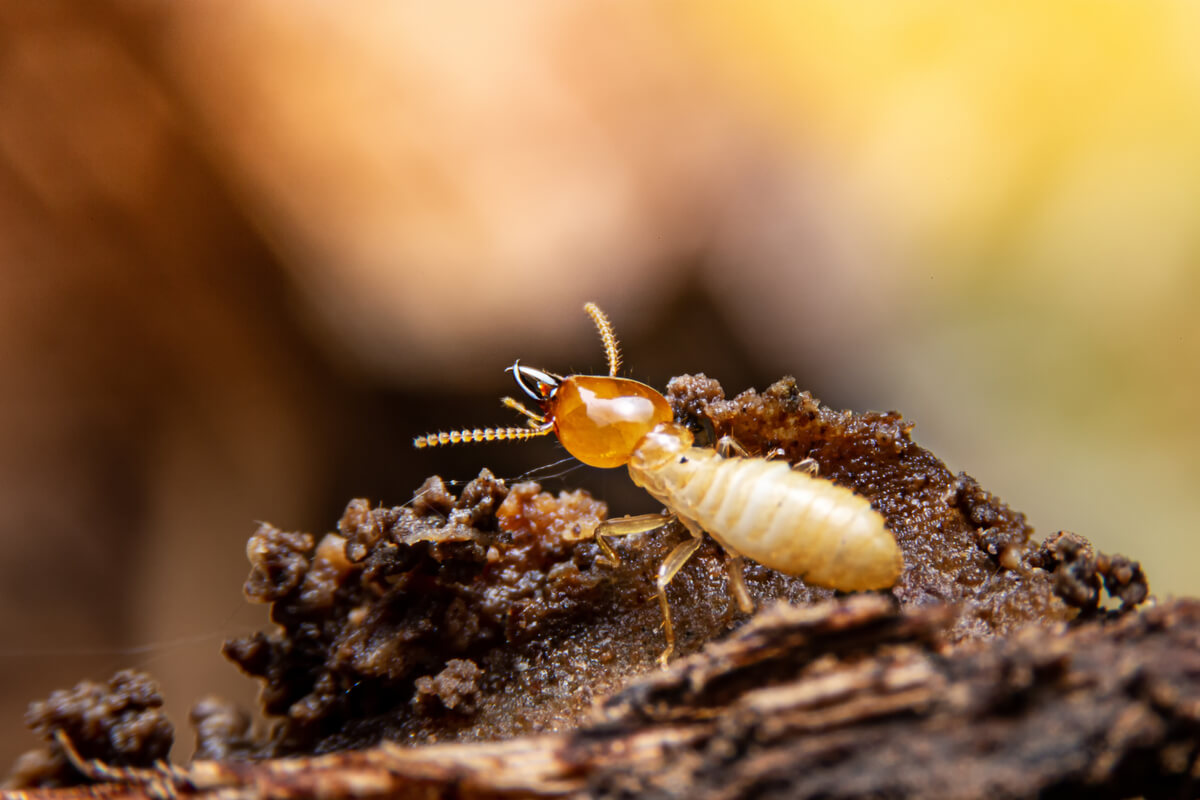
[7,670,171,789]
[1027,530,1149,614]
[9,375,1151,775]
[221,471,632,754]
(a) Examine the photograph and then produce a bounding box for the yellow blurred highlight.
[681,2,1200,595]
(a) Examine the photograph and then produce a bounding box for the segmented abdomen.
[631,448,902,591]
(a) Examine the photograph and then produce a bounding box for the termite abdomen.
[630,432,902,592]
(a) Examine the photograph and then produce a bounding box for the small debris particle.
[412,659,483,714]
[9,670,172,789]
[190,696,255,761]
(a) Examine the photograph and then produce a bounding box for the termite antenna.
[584,301,621,377]
[413,425,553,449]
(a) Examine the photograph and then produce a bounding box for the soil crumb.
[6,670,171,789]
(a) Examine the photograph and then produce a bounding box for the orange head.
[508,364,673,468]
[413,302,673,468]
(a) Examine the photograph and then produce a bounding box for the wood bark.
[9,595,1200,800]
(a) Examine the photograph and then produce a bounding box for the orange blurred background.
[2,1,1198,766]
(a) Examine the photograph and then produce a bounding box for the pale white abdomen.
[629,447,902,591]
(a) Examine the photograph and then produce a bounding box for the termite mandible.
[414,303,903,664]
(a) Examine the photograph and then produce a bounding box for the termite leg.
[673,514,705,542]
[594,513,674,566]
[675,515,755,616]
[716,436,794,468]
[725,553,754,614]
[500,396,546,424]
[716,435,749,458]
[793,457,819,476]
[655,536,704,666]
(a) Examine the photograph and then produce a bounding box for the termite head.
[414,303,674,469]
[508,359,673,469]
[534,371,673,469]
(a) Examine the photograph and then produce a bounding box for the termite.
[414,303,903,664]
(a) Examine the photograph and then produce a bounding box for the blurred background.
[2,0,1198,765]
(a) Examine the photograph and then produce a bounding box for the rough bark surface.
[7,597,1200,799]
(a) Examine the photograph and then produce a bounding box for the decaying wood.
[8,595,1200,800]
